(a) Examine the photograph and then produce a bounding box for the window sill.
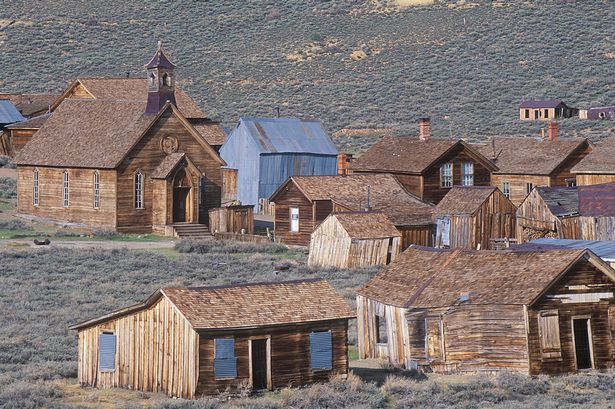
[312,367,332,372]
[214,377,237,381]
[100,369,116,373]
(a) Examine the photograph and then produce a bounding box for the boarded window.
[440,163,453,188]
[502,182,510,199]
[461,162,474,186]
[538,310,562,359]
[99,333,116,371]
[425,319,443,360]
[214,338,237,379]
[290,207,299,232]
[33,169,39,206]
[63,170,69,208]
[376,314,388,344]
[436,217,451,247]
[310,331,332,370]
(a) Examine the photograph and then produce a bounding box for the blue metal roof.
[520,238,615,262]
[0,99,25,124]
[234,117,337,155]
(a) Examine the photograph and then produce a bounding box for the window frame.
[93,171,100,209]
[213,337,237,380]
[502,182,510,199]
[310,330,333,371]
[134,170,144,210]
[525,182,534,195]
[290,206,300,232]
[33,168,39,207]
[440,163,453,188]
[62,170,69,208]
[524,109,530,119]
[461,162,474,186]
[99,331,116,372]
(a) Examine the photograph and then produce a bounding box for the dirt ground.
[0,238,177,250]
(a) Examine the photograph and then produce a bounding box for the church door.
[172,168,192,223]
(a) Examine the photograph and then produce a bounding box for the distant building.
[519,100,577,120]
[583,106,615,120]
[0,99,26,156]
[70,279,354,398]
[220,117,338,211]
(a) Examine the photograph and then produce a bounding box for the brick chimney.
[419,117,431,141]
[548,121,558,141]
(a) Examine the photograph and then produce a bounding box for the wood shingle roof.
[434,186,500,215]
[358,246,609,308]
[333,212,401,239]
[572,136,615,174]
[70,278,354,331]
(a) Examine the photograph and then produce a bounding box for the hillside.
[1,0,614,153]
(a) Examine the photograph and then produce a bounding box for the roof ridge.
[171,277,325,291]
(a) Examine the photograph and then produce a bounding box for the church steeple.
[145,41,177,115]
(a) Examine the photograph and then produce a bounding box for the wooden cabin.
[269,174,434,248]
[69,278,354,398]
[13,45,225,236]
[516,184,615,243]
[0,93,57,118]
[350,119,496,205]
[477,128,592,206]
[357,246,615,375]
[434,186,516,250]
[571,136,615,186]
[308,212,401,269]
[0,113,50,157]
[220,117,338,211]
[519,100,577,120]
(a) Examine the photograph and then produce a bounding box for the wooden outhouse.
[308,211,401,268]
[477,131,592,206]
[434,186,516,250]
[516,183,615,243]
[357,246,615,375]
[269,173,434,248]
[350,118,497,205]
[13,45,225,236]
[69,278,354,398]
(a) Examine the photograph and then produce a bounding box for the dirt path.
[1,239,176,250]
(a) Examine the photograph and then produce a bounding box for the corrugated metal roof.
[516,238,615,262]
[0,100,25,124]
[235,117,337,155]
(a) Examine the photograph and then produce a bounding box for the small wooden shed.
[434,186,516,250]
[69,279,354,398]
[308,212,401,269]
[516,183,615,243]
[357,246,615,375]
[208,205,254,234]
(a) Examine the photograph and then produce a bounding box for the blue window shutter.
[310,331,332,370]
[214,338,237,378]
[99,333,116,371]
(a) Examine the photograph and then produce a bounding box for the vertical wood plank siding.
[397,225,435,249]
[491,175,551,207]
[208,206,254,234]
[576,174,615,186]
[76,297,199,398]
[273,182,315,246]
[197,321,348,395]
[17,166,117,228]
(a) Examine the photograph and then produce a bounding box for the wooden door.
[173,187,190,223]
[251,339,268,390]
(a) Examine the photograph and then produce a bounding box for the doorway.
[572,318,593,370]
[173,187,190,222]
[250,339,269,390]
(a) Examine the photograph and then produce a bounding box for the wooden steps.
[172,223,211,239]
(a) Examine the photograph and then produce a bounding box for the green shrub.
[0,219,30,231]
[175,239,287,255]
[0,177,16,199]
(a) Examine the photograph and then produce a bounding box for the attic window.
[502,182,510,199]
[461,162,474,186]
[440,163,453,188]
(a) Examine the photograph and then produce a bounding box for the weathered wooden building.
[571,136,615,186]
[13,45,225,236]
[350,119,497,204]
[220,117,338,211]
[0,113,50,157]
[208,205,254,234]
[308,211,401,269]
[269,174,434,248]
[519,100,577,120]
[516,184,615,243]
[513,238,615,269]
[357,246,615,374]
[69,278,354,398]
[0,99,27,156]
[0,93,57,118]
[477,127,592,206]
[434,186,516,250]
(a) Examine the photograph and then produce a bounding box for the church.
[13,44,226,235]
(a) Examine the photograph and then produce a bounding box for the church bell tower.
[145,41,177,115]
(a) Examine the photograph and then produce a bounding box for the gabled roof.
[151,153,186,179]
[70,278,354,331]
[350,136,496,175]
[13,99,223,169]
[271,174,434,226]
[145,46,176,69]
[572,136,615,174]
[519,100,567,109]
[435,186,504,215]
[0,93,57,117]
[332,212,401,239]
[477,137,588,175]
[191,121,227,146]
[534,186,579,217]
[0,100,25,124]
[5,113,51,130]
[52,78,206,119]
[228,117,337,155]
[357,246,613,308]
